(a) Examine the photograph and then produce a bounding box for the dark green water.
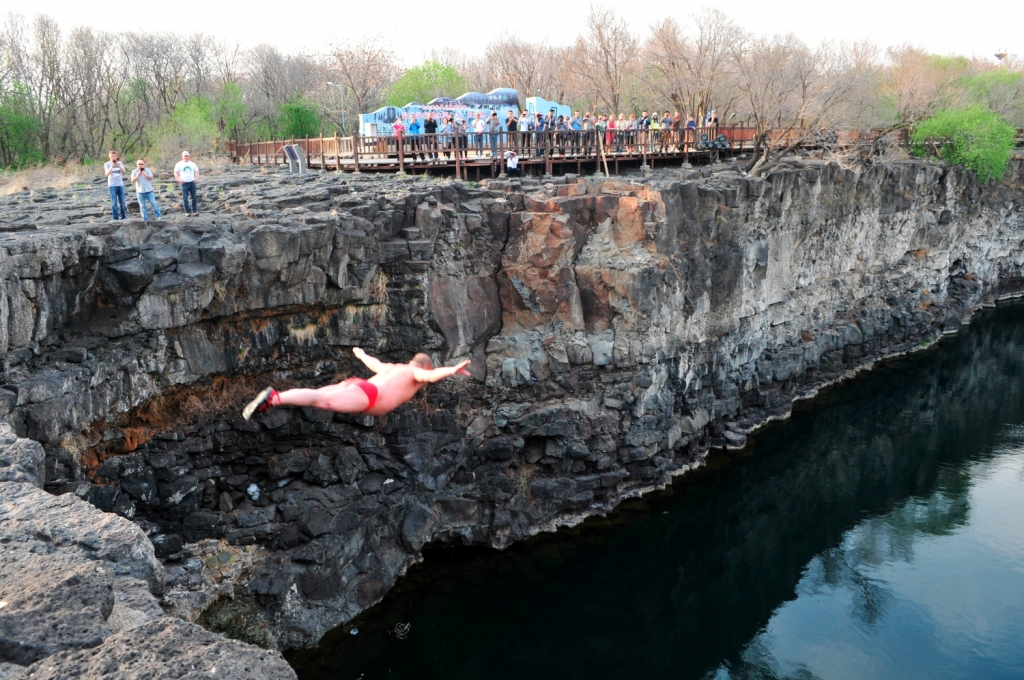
[289,303,1024,680]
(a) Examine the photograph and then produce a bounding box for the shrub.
[384,61,468,107]
[278,97,321,138]
[215,83,247,141]
[911,106,1017,182]
[151,96,218,164]
[0,83,44,168]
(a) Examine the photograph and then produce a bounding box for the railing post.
[398,132,405,173]
[454,131,462,180]
[545,129,552,175]
[334,134,340,172]
[352,135,361,173]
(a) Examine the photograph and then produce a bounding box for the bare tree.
[569,5,639,114]
[644,10,740,121]
[733,36,867,176]
[328,37,400,132]
[485,33,564,99]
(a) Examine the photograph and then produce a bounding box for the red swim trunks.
[342,377,378,412]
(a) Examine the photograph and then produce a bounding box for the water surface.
[289,303,1024,680]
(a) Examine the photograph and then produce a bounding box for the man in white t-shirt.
[173,151,200,216]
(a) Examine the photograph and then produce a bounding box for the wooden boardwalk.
[226,127,765,179]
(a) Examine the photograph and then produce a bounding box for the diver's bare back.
[361,364,426,416]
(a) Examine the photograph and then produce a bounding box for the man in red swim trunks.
[242,348,471,420]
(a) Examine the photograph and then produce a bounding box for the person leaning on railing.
[391,117,403,157]
[457,119,469,158]
[487,111,502,157]
[506,110,519,152]
[408,114,423,161]
[423,113,438,161]
[582,112,595,154]
[533,113,546,156]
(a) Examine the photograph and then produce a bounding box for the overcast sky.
[13,0,1023,67]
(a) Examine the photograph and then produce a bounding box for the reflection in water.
[288,304,1024,680]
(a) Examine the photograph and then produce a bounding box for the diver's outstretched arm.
[353,347,393,374]
[412,359,472,384]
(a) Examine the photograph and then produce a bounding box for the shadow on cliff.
[287,301,1024,680]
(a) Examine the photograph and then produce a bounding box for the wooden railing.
[223,126,918,179]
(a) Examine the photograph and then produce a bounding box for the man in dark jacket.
[423,113,438,160]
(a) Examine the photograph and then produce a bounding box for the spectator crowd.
[389,107,721,163]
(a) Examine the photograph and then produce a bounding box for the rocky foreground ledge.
[0,425,295,678]
[0,158,1023,662]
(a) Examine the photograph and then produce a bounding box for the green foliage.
[278,97,321,138]
[214,83,247,140]
[0,82,44,168]
[911,106,1017,182]
[384,62,468,107]
[150,96,218,163]
[963,70,1024,125]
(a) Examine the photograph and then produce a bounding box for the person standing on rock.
[104,151,127,220]
[131,159,162,221]
[174,151,200,216]
[242,348,471,420]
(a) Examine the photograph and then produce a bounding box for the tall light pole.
[327,82,347,134]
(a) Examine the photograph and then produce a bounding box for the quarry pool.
[288,302,1024,680]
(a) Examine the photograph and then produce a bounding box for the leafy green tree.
[279,97,321,138]
[0,82,44,168]
[384,61,468,106]
[911,106,1017,182]
[150,96,218,162]
[215,83,248,140]
[963,70,1024,125]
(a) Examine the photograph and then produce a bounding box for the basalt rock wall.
[1,159,1022,652]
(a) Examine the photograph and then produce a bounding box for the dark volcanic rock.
[0,428,295,678]
[0,159,1022,653]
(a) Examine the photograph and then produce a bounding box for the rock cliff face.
[0,158,1022,652]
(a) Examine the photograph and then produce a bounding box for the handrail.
[223,126,923,177]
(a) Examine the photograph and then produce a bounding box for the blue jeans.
[137,191,162,220]
[109,185,126,220]
[489,133,500,155]
[181,181,197,213]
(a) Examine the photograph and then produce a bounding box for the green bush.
[0,83,44,168]
[279,97,321,138]
[215,83,247,141]
[911,106,1017,182]
[384,62,468,107]
[151,96,218,163]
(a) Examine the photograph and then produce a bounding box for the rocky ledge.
[0,424,295,678]
[0,158,1022,656]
